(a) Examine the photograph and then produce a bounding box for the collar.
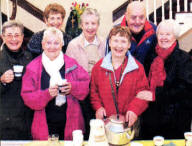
[83,34,98,48]
[155,41,177,60]
[101,51,138,84]
[120,15,127,27]
[101,51,138,73]
[3,43,24,59]
[133,21,156,46]
[121,16,156,45]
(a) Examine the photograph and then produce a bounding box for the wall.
[1,0,128,38]
[1,0,45,33]
[178,28,192,52]
[29,0,129,38]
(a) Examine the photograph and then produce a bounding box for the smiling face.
[81,14,99,42]
[157,24,176,49]
[2,26,24,52]
[126,2,146,34]
[109,33,131,59]
[45,12,64,29]
[42,33,63,61]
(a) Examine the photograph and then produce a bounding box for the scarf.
[42,51,66,106]
[149,41,176,101]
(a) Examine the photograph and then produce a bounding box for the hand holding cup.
[1,69,14,84]
[49,85,59,97]
[58,79,71,95]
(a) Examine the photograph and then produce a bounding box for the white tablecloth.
[0,140,74,146]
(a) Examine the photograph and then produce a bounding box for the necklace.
[109,57,126,119]
[112,57,126,90]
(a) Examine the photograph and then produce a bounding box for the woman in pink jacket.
[21,27,90,140]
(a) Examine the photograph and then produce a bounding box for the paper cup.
[58,79,67,93]
[73,130,83,146]
[73,129,83,137]
[153,136,164,146]
[13,65,23,77]
[184,132,192,146]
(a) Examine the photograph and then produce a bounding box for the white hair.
[80,8,100,25]
[156,19,181,39]
[43,27,64,45]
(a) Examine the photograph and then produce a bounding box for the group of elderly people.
[0,1,192,141]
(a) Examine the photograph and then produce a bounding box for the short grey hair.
[2,20,24,35]
[43,27,64,45]
[156,19,181,39]
[80,8,100,25]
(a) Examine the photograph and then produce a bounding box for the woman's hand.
[49,85,58,97]
[0,69,14,84]
[136,90,153,101]
[59,82,72,95]
[125,111,138,127]
[96,107,106,120]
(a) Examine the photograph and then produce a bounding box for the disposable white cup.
[58,79,67,93]
[184,132,192,146]
[13,65,23,77]
[73,130,83,136]
[153,136,164,146]
[48,134,59,146]
[73,130,83,146]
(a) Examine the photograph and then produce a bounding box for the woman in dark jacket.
[0,20,33,140]
[140,19,192,139]
[27,3,71,58]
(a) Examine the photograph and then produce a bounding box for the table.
[0,139,186,146]
[0,141,67,146]
[131,139,185,145]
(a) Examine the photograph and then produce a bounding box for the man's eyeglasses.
[3,34,23,39]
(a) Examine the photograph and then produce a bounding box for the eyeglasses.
[3,34,23,39]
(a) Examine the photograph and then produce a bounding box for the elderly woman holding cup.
[140,19,192,139]
[21,27,90,140]
[0,20,33,140]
